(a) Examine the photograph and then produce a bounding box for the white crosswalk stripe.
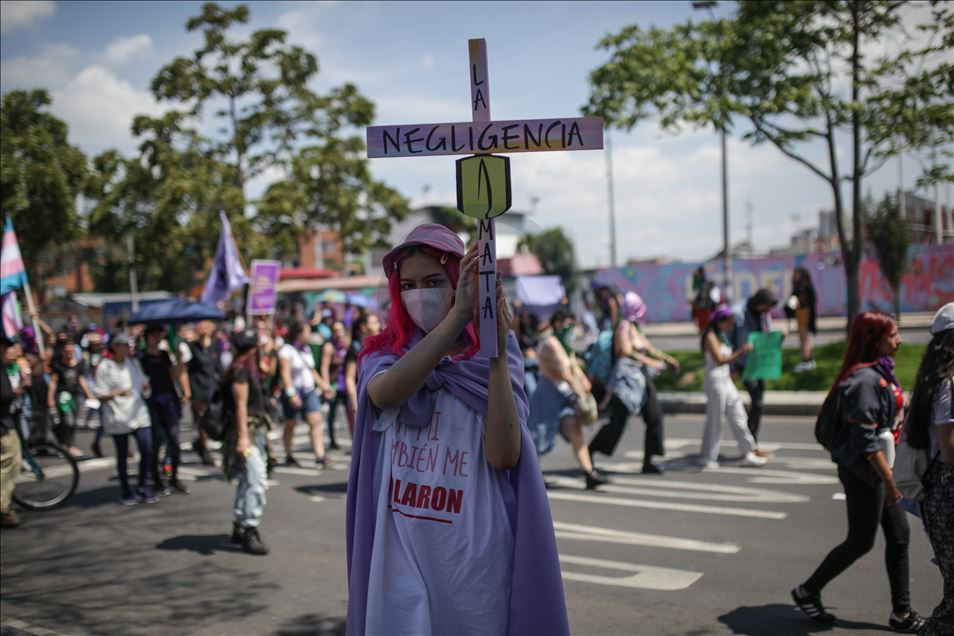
[547,443,836,590]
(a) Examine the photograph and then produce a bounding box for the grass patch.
[653,341,926,393]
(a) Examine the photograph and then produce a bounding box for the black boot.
[585,469,609,490]
[230,521,242,545]
[240,525,268,555]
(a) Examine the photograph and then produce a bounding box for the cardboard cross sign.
[367,39,603,357]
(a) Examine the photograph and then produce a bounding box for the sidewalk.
[659,390,826,416]
[642,312,935,338]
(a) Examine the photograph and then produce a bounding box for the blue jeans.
[112,428,154,498]
[234,429,268,528]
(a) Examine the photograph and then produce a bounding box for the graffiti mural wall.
[593,245,954,323]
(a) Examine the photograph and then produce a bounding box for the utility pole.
[693,0,731,301]
[606,128,618,268]
[127,234,139,312]
[933,146,942,245]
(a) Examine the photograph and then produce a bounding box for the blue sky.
[1,1,943,268]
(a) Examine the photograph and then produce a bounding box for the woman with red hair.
[345,224,567,635]
[792,312,926,632]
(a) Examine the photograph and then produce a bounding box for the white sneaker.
[695,458,720,470]
[739,452,767,467]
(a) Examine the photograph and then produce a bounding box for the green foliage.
[586,0,953,324]
[85,113,246,291]
[864,194,910,316]
[518,227,577,294]
[84,1,407,288]
[0,90,87,291]
[255,136,409,264]
[654,340,926,393]
[425,205,472,234]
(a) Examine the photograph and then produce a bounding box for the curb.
[658,391,825,417]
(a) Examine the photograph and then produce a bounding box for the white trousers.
[700,378,756,463]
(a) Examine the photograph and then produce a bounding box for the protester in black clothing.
[792,312,926,633]
[903,303,954,636]
[140,326,190,495]
[729,288,779,458]
[185,320,220,466]
[48,340,94,457]
[786,267,818,372]
[223,328,273,555]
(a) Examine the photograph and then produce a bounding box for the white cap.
[930,302,954,335]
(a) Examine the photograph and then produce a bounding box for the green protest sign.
[742,331,784,381]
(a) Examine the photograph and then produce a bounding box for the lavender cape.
[345,331,569,636]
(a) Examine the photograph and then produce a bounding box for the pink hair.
[361,246,479,361]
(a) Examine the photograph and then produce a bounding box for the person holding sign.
[346,224,568,636]
[729,288,782,458]
[697,306,766,469]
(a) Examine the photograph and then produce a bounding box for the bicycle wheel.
[13,443,80,511]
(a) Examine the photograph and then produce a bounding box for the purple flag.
[201,211,248,306]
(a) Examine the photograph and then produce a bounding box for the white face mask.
[401,288,454,333]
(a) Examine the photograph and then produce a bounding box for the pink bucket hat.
[622,291,648,323]
[382,223,466,277]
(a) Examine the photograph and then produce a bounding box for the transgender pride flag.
[1,217,28,296]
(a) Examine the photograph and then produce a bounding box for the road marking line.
[546,475,808,504]
[660,439,828,453]
[554,521,739,554]
[560,554,703,590]
[546,491,787,519]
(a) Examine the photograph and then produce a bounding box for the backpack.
[815,363,880,454]
[585,329,615,386]
[814,390,846,453]
[200,379,234,442]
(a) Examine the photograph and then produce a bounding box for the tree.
[586,0,953,326]
[85,113,245,292]
[518,227,578,294]
[864,194,910,319]
[0,90,87,295]
[86,2,408,287]
[254,135,408,264]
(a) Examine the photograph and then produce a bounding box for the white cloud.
[102,34,153,67]
[0,0,55,34]
[0,43,78,88]
[51,65,164,152]
[419,54,436,69]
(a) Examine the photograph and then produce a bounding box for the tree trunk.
[848,1,863,330]
[894,284,902,325]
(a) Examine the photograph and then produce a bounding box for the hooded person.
[346,223,569,636]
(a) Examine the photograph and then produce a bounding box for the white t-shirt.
[365,390,514,635]
[177,341,193,364]
[93,358,151,435]
[930,376,954,457]
[278,343,316,393]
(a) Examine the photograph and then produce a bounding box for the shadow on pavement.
[294,482,348,497]
[718,603,892,635]
[155,534,237,556]
[272,612,346,636]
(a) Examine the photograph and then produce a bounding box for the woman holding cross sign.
[346,223,568,636]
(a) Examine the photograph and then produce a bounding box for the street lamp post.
[606,128,618,268]
[692,0,732,301]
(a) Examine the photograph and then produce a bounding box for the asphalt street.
[1,413,943,636]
